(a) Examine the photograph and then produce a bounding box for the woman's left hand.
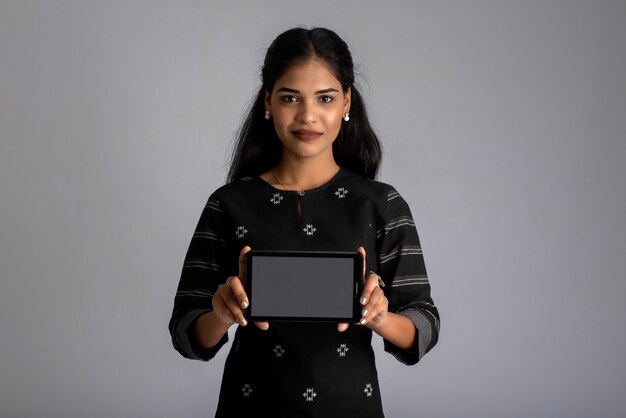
[338,246,388,332]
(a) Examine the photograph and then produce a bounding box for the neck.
[273,156,340,191]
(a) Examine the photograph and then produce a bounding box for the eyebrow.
[276,87,340,94]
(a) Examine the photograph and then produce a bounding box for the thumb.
[337,322,349,332]
[238,246,252,282]
[357,246,366,279]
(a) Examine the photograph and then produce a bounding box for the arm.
[369,186,440,365]
[343,247,417,350]
[367,311,417,350]
[168,194,231,361]
[194,247,270,350]
[194,310,236,349]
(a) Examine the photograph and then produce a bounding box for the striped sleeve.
[168,194,231,361]
[376,186,440,365]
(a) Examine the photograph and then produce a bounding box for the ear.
[264,90,272,111]
[343,87,351,114]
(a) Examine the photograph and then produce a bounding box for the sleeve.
[168,193,232,361]
[375,186,440,365]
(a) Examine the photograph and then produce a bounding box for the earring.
[264,110,271,120]
[343,113,350,122]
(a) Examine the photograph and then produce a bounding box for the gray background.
[1,1,625,417]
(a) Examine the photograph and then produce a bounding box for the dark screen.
[249,256,355,318]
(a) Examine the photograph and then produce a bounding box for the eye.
[280,95,298,103]
[319,95,334,104]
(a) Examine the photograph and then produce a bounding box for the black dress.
[169,168,439,417]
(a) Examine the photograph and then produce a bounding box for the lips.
[292,129,322,141]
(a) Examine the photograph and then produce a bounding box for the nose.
[295,100,316,123]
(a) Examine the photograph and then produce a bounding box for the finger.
[238,246,251,288]
[359,271,381,306]
[213,291,240,324]
[371,295,389,324]
[255,321,270,331]
[215,289,244,326]
[337,322,349,332]
[357,246,366,278]
[359,287,385,325]
[228,275,249,310]
[220,279,248,326]
[212,290,236,325]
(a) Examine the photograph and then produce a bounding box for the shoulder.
[336,170,414,226]
[209,176,263,201]
[345,171,417,225]
[339,169,401,203]
[196,177,265,217]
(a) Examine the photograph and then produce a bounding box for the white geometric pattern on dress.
[242,383,252,397]
[303,388,317,402]
[235,226,248,239]
[270,193,283,205]
[335,187,349,199]
[337,343,349,357]
[273,344,285,358]
[303,224,317,236]
[364,383,373,397]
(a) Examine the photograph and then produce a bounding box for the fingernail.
[240,318,247,326]
[241,301,248,309]
[360,318,367,325]
[360,297,367,305]
[362,309,368,316]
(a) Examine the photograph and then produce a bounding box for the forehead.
[273,58,341,91]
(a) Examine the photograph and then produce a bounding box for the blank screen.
[249,256,354,319]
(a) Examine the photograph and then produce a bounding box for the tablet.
[244,250,362,322]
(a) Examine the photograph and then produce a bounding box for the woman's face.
[265,58,351,164]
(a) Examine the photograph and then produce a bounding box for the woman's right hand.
[212,246,269,330]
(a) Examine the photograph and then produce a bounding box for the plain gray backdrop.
[1,1,625,417]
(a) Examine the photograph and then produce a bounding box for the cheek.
[325,112,343,129]
[272,114,290,132]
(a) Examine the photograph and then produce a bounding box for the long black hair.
[227,27,382,182]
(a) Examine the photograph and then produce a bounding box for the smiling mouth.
[292,129,323,140]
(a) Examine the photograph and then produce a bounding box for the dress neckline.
[254,167,345,195]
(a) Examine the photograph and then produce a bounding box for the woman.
[169,27,439,417]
